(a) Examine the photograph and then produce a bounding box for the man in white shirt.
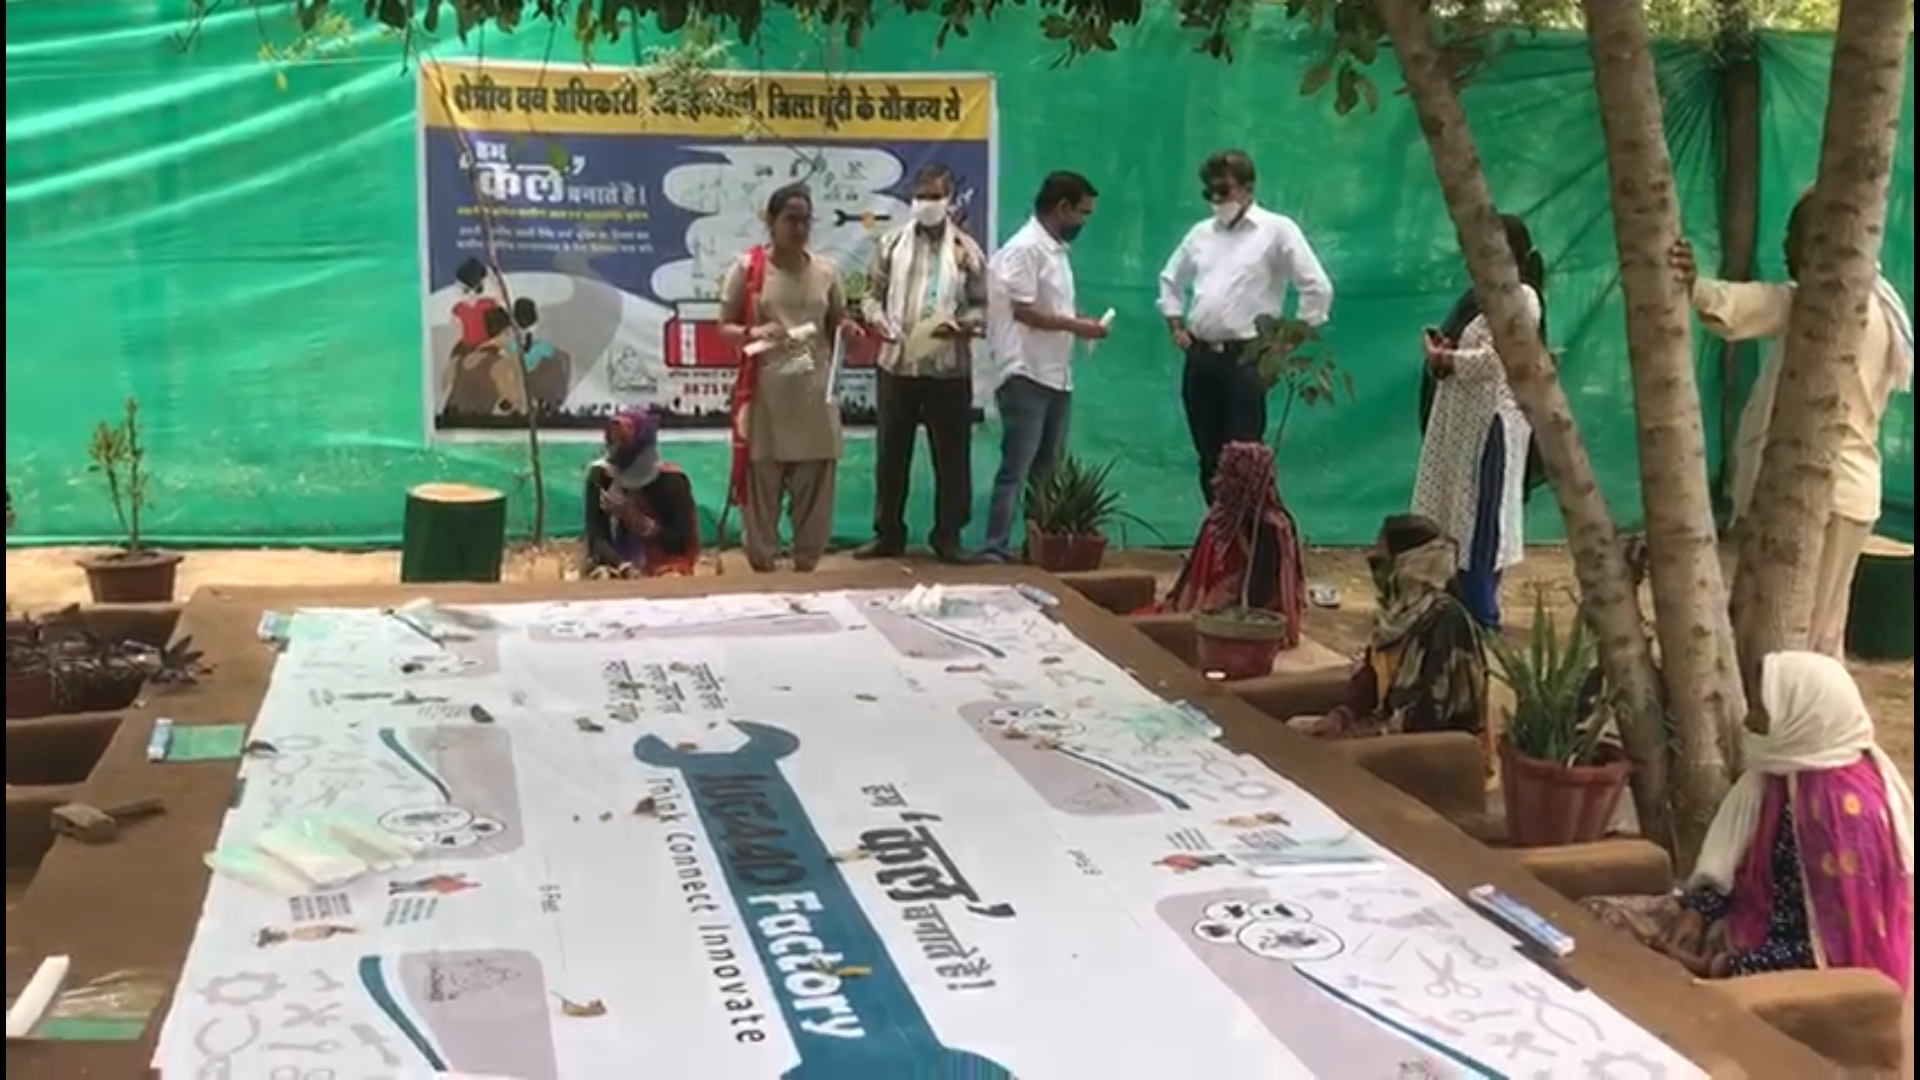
[1157,150,1334,499]
[981,171,1109,562]
[1672,194,1913,657]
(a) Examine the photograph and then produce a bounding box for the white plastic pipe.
[5,954,71,1038]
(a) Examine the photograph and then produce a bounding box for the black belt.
[1191,338,1254,355]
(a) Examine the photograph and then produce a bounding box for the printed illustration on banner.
[417,62,998,441]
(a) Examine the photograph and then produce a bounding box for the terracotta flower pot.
[1025,525,1107,573]
[6,669,57,721]
[1193,606,1288,680]
[77,549,182,604]
[1498,737,1633,848]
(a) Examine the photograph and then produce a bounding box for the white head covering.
[1687,650,1914,891]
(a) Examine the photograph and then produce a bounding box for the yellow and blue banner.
[417,61,998,441]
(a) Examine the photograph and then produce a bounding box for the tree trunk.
[1374,0,1674,848]
[1578,0,1745,864]
[1715,6,1762,507]
[1730,0,1910,681]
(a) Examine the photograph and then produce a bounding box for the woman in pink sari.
[1584,651,1912,988]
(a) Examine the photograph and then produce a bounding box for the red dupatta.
[726,246,771,512]
[1144,442,1306,649]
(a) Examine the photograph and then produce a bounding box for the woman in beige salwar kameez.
[719,184,850,572]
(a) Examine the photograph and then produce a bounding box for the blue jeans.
[984,376,1073,558]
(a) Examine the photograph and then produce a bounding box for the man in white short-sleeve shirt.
[1158,149,1333,499]
[981,170,1108,562]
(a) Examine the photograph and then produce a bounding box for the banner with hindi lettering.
[416,61,998,441]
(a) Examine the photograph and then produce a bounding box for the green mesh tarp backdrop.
[4,7,1914,548]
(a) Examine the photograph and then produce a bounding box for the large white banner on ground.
[153,587,1700,1079]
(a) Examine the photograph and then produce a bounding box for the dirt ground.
[6,542,1912,783]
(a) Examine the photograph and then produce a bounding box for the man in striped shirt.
[854,163,990,563]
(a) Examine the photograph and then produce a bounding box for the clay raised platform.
[5,570,1831,1077]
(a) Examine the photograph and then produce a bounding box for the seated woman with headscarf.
[1144,441,1306,649]
[583,407,700,578]
[1581,651,1912,989]
[1291,514,1488,740]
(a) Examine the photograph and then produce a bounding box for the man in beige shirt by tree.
[1672,196,1914,658]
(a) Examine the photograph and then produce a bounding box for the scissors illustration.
[1419,951,1482,999]
[1446,933,1502,968]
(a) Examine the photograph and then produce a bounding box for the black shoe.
[852,538,906,560]
[930,537,979,565]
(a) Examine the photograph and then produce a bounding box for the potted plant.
[1186,317,1349,678]
[1250,315,1353,452]
[76,398,181,603]
[6,615,56,720]
[1490,589,1632,848]
[1023,457,1141,573]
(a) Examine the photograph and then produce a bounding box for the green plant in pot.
[1489,588,1632,848]
[1023,457,1143,573]
[1188,318,1348,678]
[77,397,182,604]
[1191,499,1291,680]
[1249,315,1353,453]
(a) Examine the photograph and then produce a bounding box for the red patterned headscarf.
[1152,442,1306,647]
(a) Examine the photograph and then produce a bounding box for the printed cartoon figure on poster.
[354,950,561,1080]
[1156,888,1459,1077]
[529,596,842,642]
[388,627,501,679]
[374,726,523,859]
[419,62,997,439]
[424,126,661,434]
[957,700,1166,817]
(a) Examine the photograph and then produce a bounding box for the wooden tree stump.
[1845,536,1913,662]
[400,483,507,584]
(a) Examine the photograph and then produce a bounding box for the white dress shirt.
[1693,277,1902,525]
[986,217,1079,393]
[1156,204,1333,341]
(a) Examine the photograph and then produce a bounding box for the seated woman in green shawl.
[1293,514,1489,739]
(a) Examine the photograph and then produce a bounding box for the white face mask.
[1212,200,1244,226]
[910,198,950,228]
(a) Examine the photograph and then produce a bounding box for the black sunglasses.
[1203,185,1235,203]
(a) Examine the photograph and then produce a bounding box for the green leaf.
[1357,73,1380,113]
[1334,65,1360,115]
[1299,59,1334,97]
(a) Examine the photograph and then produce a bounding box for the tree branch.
[1375,0,1675,848]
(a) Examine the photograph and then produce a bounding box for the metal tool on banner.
[1419,951,1481,999]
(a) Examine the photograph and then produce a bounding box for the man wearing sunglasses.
[1157,150,1334,500]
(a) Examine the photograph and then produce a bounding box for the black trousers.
[873,369,973,547]
[1181,340,1268,500]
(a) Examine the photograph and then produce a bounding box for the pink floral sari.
[1730,757,1913,990]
